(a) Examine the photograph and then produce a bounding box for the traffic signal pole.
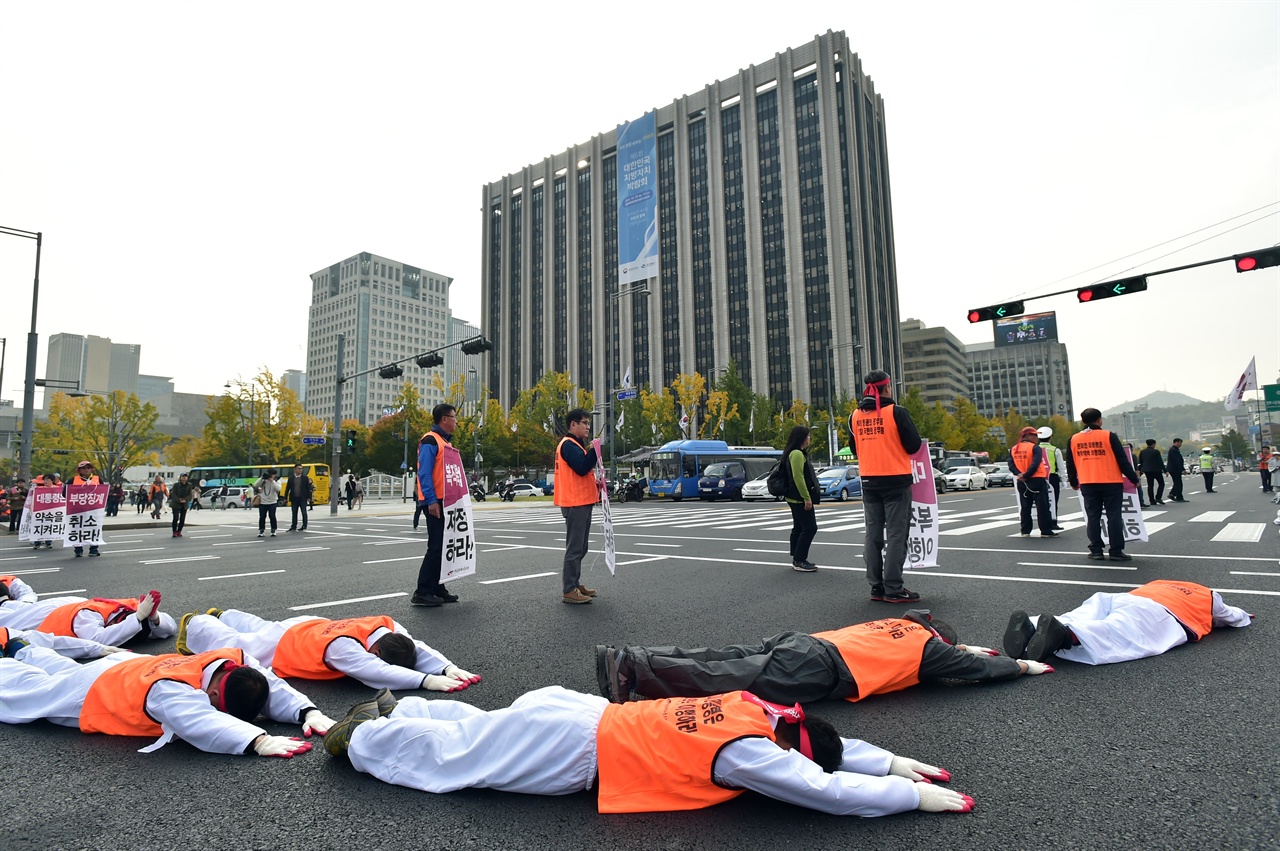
[329,333,344,516]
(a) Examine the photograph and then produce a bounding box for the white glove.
[889,755,952,782]
[135,590,161,622]
[252,735,313,758]
[915,782,974,813]
[443,664,481,685]
[301,709,335,737]
[98,645,127,657]
[1021,660,1054,675]
[960,644,999,657]
[422,673,467,692]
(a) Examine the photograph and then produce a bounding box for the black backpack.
[766,460,788,497]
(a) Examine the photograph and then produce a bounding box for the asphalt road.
[2,472,1278,850]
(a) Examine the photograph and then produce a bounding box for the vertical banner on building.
[65,484,109,549]
[593,438,616,575]
[904,445,940,569]
[616,111,659,285]
[439,442,477,581]
[18,486,66,543]
[1076,448,1148,544]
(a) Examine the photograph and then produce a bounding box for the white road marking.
[489,535,527,539]
[1189,511,1235,523]
[267,546,330,554]
[1231,571,1280,577]
[362,556,421,565]
[139,555,220,565]
[7,567,62,575]
[1212,523,1266,543]
[735,548,790,554]
[102,539,144,544]
[616,556,667,566]
[1016,561,1137,572]
[941,546,1279,563]
[633,542,680,547]
[479,571,557,584]
[36,589,86,596]
[184,534,232,539]
[0,556,37,562]
[211,541,265,546]
[101,548,166,555]
[290,592,409,610]
[900,571,1280,596]
[199,570,287,580]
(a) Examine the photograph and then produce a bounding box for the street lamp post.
[607,280,649,481]
[1,226,43,482]
[468,366,480,480]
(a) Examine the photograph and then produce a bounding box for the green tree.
[364,382,432,475]
[640,386,679,445]
[671,373,706,436]
[1218,430,1249,459]
[33,391,165,481]
[900,387,952,444]
[164,435,206,467]
[204,370,309,466]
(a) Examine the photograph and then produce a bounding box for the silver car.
[742,472,777,501]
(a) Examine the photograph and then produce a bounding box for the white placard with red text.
[18,486,66,542]
[904,445,940,570]
[439,442,476,581]
[65,484,109,548]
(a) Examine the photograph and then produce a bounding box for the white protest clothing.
[1034,591,1252,665]
[4,628,117,660]
[0,647,315,755]
[348,686,921,816]
[1,577,37,603]
[72,608,177,646]
[0,597,86,630]
[186,610,452,690]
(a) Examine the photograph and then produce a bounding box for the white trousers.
[0,646,131,726]
[1032,593,1187,665]
[349,686,608,796]
[185,610,322,664]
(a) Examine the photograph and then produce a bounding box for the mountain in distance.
[1104,390,1206,415]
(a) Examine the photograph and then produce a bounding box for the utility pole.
[329,334,344,515]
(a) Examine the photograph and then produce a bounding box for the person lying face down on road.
[324,685,975,816]
[1004,579,1253,665]
[177,609,480,692]
[0,645,334,758]
[33,590,177,647]
[594,609,1052,705]
[0,575,39,605]
[0,625,125,661]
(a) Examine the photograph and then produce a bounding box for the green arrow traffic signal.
[1077,275,1149,303]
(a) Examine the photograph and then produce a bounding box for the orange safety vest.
[811,618,934,701]
[0,574,17,586]
[849,405,912,477]
[72,475,101,486]
[38,598,138,637]
[1262,453,1272,472]
[553,436,599,507]
[1069,428,1124,484]
[1010,442,1048,478]
[79,649,245,736]
[0,627,9,645]
[415,431,448,504]
[150,482,167,497]
[1128,580,1214,640]
[272,615,397,679]
[596,691,777,813]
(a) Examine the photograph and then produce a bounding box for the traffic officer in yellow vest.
[593,609,1051,706]
[1009,427,1056,538]
[1037,426,1067,529]
[1065,408,1141,561]
[412,404,462,607]
[324,684,975,815]
[0,645,333,757]
[554,408,600,604]
[70,461,102,557]
[1004,579,1252,664]
[849,370,923,603]
[1198,447,1216,493]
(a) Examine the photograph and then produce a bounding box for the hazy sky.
[2,0,1277,414]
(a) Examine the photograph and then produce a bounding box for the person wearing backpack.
[781,426,821,572]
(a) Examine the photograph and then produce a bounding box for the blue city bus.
[647,440,782,501]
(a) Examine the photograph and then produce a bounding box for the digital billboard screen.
[994,311,1058,347]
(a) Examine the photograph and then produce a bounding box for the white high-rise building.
[282,369,306,405]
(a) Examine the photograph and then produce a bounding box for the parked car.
[208,486,249,509]
[816,465,862,501]
[742,471,777,501]
[932,467,950,494]
[506,483,542,499]
[697,461,749,501]
[532,478,554,496]
[944,466,988,491]
[983,464,1015,487]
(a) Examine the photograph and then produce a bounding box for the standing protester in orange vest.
[0,646,333,757]
[148,475,168,520]
[412,404,462,607]
[593,609,1050,706]
[554,408,600,605]
[849,370,923,603]
[1009,427,1056,538]
[1004,579,1253,664]
[71,461,104,556]
[1065,408,1141,562]
[1260,445,1274,494]
[176,608,480,692]
[324,685,974,816]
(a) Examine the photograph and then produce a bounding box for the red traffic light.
[1078,289,1094,302]
[968,310,982,323]
[1237,256,1257,272]
[965,301,1024,323]
[1076,275,1148,303]
[1233,246,1280,273]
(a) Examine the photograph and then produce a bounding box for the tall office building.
[305,252,459,426]
[45,334,86,390]
[965,312,1074,421]
[481,30,900,410]
[109,344,141,396]
[282,369,306,405]
[43,333,141,404]
[446,316,482,400]
[900,319,967,412]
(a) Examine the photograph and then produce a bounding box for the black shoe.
[88,549,99,556]
[597,646,630,703]
[1003,610,1035,659]
[1052,525,1065,531]
[792,560,818,572]
[437,588,459,603]
[1087,552,1106,560]
[1020,532,1032,537]
[74,551,83,558]
[869,585,886,602]
[410,594,445,607]
[1041,531,1059,538]
[594,645,614,700]
[287,527,297,532]
[1109,551,1133,561]
[1025,614,1071,662]
[881,589,922,604]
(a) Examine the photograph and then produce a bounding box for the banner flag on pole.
[621,366,632,391]
[510,422,518,433]
[748,408,754,433]
[615,410,625,432]
[679,408,689,433]
[1224,356,1257,411]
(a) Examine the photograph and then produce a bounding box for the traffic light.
[345,430,356,451]
[1233,246,1280,273]
[1076,275,1148,303]
[378,364,404,379]
[460,336,495,355]
[967,301,1025,323]
[415,352,444,369]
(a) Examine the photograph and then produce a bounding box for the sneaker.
[1087,552,1106,561]
[1109,551,1133,562]
[792,560,818,572]
[3,637,31,659]
[270,532,276,537]
[372,687,398,718]
[437,587,459,603]
[1040,532,1059,538]
[576,584,597,597]
[1025,614,1071,662]
[175,532,182,538]
[88,549,99,557]
[176,612,197,655]
[325,697,383,757]
[287,527,297,532]
[410,594,445,607]
[562,589,593,604]
[1020,532,1032,537]
[257,532,264,538]
[595,645,629,703]
[880,589,922,604]
[205,607,224,618]
[594,645,614,700]
[172,533,179,538]
[1003,610,1034,659]
[869,585,886,601]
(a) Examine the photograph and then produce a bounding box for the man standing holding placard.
[412,405,463,608]
[555,409,599,605]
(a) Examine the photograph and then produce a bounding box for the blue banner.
[616,111,659,285]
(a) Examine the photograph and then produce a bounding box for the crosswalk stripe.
[1189,511,1235,523]
[1211,523,1265,543]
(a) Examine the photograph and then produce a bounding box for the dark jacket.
[784,449,821,504]
[558,433,598,476]
[1137,447,1165,474]
[848,394,922,490]
[1166,445,1185,474]
[169,481,193,506]
[285,472,314,505]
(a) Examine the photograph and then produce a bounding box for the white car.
[742,472,777,501]
[944,466,988,490]
[507,483,542,498]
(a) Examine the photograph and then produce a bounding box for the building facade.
[44,333,142,404]
[900,319,967,411]
[108,344,141,396]
[282,369,306,405]
[445,316,482,402]
[965,340,1074,421]
[305,252,459,427]
[481,30,901,410]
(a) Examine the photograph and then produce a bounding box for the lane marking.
[616,556,667,566]
[363,539,419,546]
[140,555,220,565]
[634,542,680,547]
[489,535,526,540]
[0,556,38,562]
[36,589,86,596]
[290,592,408,611]
[199,570,287,580]
[1189,511,1235,523]
[1016,561,1137,572]
[185,534,232,539]
[1211,523,1265,543]
[479,571,557,585]
[735,548,790,554]
[212,541,265,547]
[891,570,1280,596]
[1231,571,1280,577]
[267,546,330,554]
[3,567,61,575]
[101,548,165,555]
[362,556,421,565]
[102,539,144,544]
[939,546,1279,563]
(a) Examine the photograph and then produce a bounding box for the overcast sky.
[2,0,1277,415]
